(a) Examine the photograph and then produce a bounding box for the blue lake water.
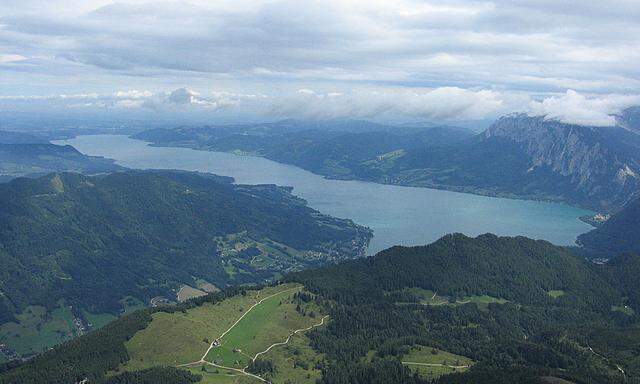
[60,135,594,254]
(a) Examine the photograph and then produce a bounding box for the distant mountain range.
[0,170,370,357]
[0,131,122,182]
[135,109,640,212]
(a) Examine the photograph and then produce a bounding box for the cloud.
[114,89,152,99]
[166,88,199,105]
[528,90,640,126]
[0,0,638,97]
[264,87,524,121]
[2,86,640,127]
[0,54,28,63]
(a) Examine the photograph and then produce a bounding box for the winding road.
[177,286,328,383]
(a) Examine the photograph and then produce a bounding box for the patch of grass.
[548,290,566,299]
[259,333,324,384]
[186,366,258,383]
[612,305,635,316]
[0,302,80,356]
[121,294,255,371]
[401,346,473,380]
[177,285,208,302]
[120,296,146,314]
[460,295,508,310]
[399,288,507,310]
[121,284,307,372]
[82,310,117,330]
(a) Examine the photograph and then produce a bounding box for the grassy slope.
[401,346,473,380]
[259,333,324,384]
[120,283,324,382]
[204,285,315,368]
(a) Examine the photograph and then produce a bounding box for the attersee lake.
[59,135,594,254]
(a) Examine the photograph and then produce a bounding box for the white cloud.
[265,87,516,121]
[1,86,639,127]
[0,54,27,63]
[114,89,152,99]
[528,90,640,126]
[0,0,638,97]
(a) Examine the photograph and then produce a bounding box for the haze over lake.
[60,135,594,254]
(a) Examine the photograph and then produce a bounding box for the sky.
[1,0,640,126]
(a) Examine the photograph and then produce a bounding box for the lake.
[59,135,594,254]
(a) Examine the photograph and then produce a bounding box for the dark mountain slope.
[577,195,640,255]
[482,114,640,211]
[0,170,370,354]
[289,234,634,384]
[293,233,618,309]
[0,142,122,181]
[0,131,48,144]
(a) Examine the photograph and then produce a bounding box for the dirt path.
[177,285,323,383]
[587,344,626,376]
[250,315,329,363]
[198,286,300,361]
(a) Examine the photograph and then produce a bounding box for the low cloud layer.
[2,87,638,127]
[528,90,640,126]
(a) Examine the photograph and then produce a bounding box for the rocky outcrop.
[484,114,640,211]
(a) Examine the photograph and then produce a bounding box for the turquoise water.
[60,135,594,254]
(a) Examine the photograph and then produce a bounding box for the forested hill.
[4,234,639,384]
[133,121,474,181]
[293,233,619,309]
[289,234,638,384]
[0,130,122,182]
[0,170,370,357]
[578,195,640,256]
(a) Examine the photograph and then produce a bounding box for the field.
[548,290,566,298]
[258,333,324,384]
[203,286,322,369]
[119,283,326,384]
[401,287,507,310]
[186,331,323,384]
[215,232,330,281]
[401,346,474,379]
[0,302,80,356]
[177,285,208,302]
[82,310,117,330]
[612,305,635,316]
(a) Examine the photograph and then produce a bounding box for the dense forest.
[289,234,639,383]
[3,234,639,383]
[0,170,370,355]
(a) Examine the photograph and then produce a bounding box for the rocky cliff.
[484,114,640,211]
